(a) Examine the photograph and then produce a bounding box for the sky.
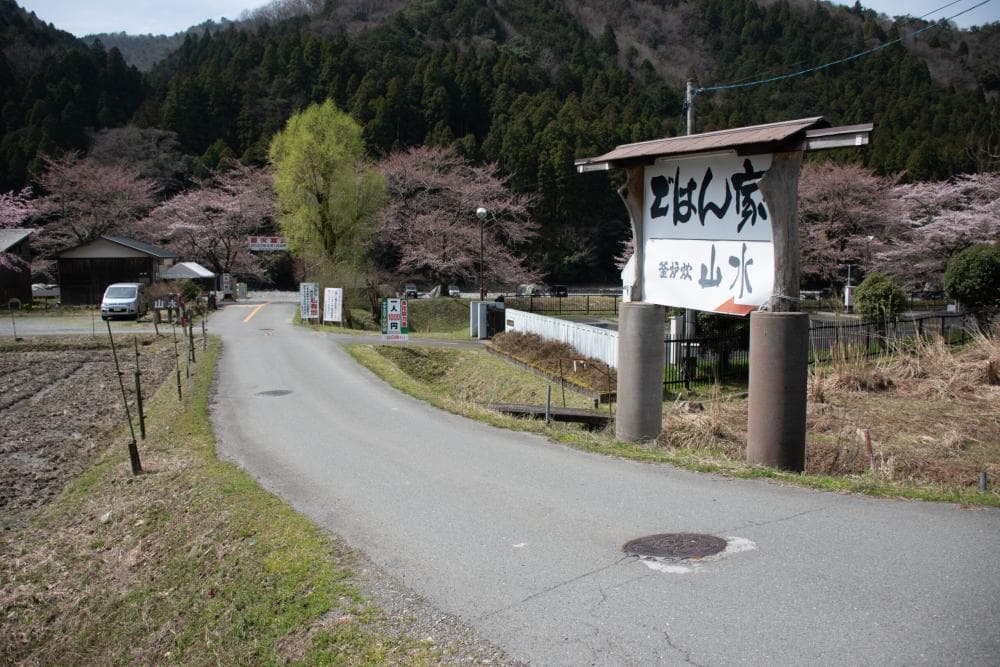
[14,0,1000,37]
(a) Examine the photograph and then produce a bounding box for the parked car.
[515,283,546,297]
[403,283,418,298]
[448,284,461,297]
[100,282,148,321]
[548,285,568,297]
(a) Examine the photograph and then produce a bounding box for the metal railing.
[808,313,971,363]
[662,312,974,389]
[664,327,750,389]
[501,294,620,315]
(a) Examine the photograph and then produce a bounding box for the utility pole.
[686,80,696,136]
[684,80,697,343]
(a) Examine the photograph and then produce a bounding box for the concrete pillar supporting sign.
[615,302,666,442]
[747,311,809,471]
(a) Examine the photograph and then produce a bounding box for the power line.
[697,0,994,94]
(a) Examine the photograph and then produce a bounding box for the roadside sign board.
[299,282,319,320]
[248,235,288,251]
[323,287,343,323]
[642,152,774,315]
[381,298,409,342]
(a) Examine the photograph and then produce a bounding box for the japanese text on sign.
[323,287,343,324]
[644,153,773,242]
[641,153,774,313]
[248,236,289,251]
[299,282,319,320]
[381,298,409,342]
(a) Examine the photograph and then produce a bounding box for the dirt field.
[0,335,179,529]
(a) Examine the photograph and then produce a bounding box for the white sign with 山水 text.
[642,152,774,314]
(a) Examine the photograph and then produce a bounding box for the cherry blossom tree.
[140,161,274,279]
[878,173,1000,291]
[0,188,34,269]
[796,161,903,288]
[377,146,539,294]
[33,154,158,257]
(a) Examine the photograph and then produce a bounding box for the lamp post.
[476,206,487,300]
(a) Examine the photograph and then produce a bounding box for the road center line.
[243,302,269,323]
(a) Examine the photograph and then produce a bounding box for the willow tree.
[268,101,385,296]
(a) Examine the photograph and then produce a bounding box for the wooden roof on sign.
[575,116,831,170]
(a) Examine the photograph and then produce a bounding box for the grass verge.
[298,298,472,339]
[0,338,435,665]
[349,341,1000,507]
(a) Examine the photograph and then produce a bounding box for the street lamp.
[476,206,487,300]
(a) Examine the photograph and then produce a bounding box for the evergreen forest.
[2,0,998,283]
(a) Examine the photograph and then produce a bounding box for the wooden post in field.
[106,321,141,474]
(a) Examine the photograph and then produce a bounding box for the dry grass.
[489,331,616,394]
[657,385,746,459]
[372,344,596,410]
[657,332,1000,494]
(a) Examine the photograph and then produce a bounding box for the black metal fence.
[663,327,750,389]
[663,312,974,389]
[808,312,971,363]
[501,293,621,315]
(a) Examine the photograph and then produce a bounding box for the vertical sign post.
[299,282,319,321]
[323,287,343,324]
[381,298,409,342]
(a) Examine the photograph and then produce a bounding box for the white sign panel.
[299,282,319,319]
[381,298,409,342]
[642,152,774,314]
[323,287,343,324]
[248,235,288,251]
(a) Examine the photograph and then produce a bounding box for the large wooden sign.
[642,152,773,315]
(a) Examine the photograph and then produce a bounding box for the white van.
[100,283,147,321]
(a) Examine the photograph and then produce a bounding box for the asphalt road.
[206,294,1000,665]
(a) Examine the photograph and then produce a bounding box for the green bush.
[854,273,907,320]
[174,278,201,302]
[944,243,1000,313]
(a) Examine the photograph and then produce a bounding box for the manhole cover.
[256,389,292,397]
[622,533,727,560]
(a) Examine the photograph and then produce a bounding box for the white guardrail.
[504,308,618,368]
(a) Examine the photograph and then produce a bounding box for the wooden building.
[0,229,34,306]
[57,236,176,305]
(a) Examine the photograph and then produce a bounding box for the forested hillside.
[2,0,998,282]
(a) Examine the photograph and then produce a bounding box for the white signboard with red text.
[299,282,319,320]
[642,152,774,315]
[381,298,409,342]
